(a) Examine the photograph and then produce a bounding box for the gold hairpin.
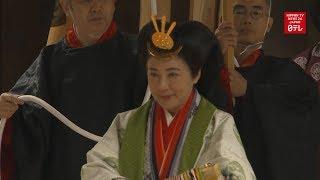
[151,15,176,50]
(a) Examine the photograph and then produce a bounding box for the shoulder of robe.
[40,40,65,61]
[262,55,310,79]
[119,32,138,56]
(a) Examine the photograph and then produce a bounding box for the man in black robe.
[0,0,146,179]
[292,0,320,94]
[291,1,320,178]
[215,0,319,179]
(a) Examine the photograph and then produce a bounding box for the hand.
[0,93,24,119]
[229,70,247,97]
[215,21,238,55]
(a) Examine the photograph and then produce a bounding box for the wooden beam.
[190,0,203,21]
[140,0,172,29]
[157,0,171,20]
[139,0,152,29]
[189,0,219,31]
[201,0,218,31]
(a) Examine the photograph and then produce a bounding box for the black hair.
[138,21,223,78]
[176,21,229,112]
[174,21,223,77]
[137,20,157,69]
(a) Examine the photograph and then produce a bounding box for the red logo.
[284,11,306,35]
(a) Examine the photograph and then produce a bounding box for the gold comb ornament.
[151,16,176,50]
[148,16,182,59]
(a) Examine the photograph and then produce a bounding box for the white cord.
[0,95,103,180]
[21,95,102,142]
[0,95,103,177]
[0,89,154,178]
[239,41,263,56]
[0,90,155,179]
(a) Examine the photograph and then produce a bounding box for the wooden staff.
[222,0,234,71]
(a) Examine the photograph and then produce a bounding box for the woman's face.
[147,56,200,114]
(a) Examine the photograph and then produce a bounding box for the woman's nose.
[158,77,169,91]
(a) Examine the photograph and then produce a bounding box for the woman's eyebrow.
[233,5,246,10]
[252,6,263,10]
[166,68,180,71]
[148,68,159,71]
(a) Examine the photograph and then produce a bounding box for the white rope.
[0,95,103,179]
[0,95,103,180]
[0,90,153,179]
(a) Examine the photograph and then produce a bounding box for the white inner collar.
[163,109,176,126]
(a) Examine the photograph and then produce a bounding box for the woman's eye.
[233,8,245,15]
[149,73,158,77]
[168,73,178,78]
[79,0,91,4]
[253,10,262,16]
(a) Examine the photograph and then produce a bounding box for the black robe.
[9,31,147,180]
[233,53,320,180]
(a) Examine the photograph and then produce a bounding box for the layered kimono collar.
[154,89,196,179]
[118,90,217,179]
[240,49,262,67]
[66,21,117,48]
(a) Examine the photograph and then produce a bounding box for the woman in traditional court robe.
[81,20,255,180]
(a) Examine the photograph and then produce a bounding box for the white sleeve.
[197,110,256,180]
[81,114,126,180]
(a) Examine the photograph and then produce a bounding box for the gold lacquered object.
[147,16,183,59]
[151,16,176,50]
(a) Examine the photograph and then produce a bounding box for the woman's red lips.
[160,95,173,100]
